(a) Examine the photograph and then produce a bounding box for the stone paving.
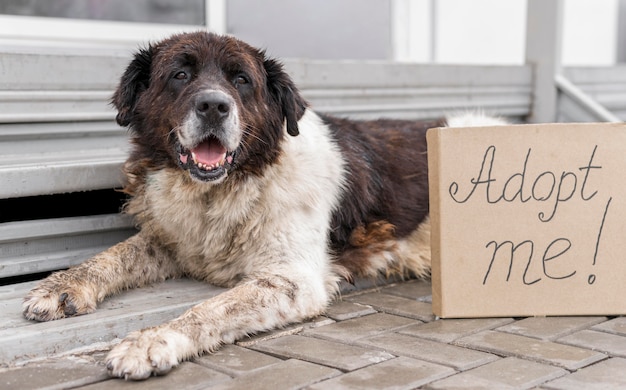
[2,279,626,389]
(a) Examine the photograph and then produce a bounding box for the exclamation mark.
[589,197,612,285]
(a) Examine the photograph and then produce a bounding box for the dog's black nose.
[195,91,232,122]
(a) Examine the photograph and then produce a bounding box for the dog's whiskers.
[242,124,269,147]
[167,126,182,143]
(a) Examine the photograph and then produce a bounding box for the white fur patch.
[445,112,509,128]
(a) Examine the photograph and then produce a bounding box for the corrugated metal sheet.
[0,214,136,278]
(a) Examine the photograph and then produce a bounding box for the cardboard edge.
[426,127,444,317]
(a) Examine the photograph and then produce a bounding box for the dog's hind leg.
[335,218,432,281]
[22,232,182,322]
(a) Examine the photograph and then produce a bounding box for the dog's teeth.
[193,157,231,171]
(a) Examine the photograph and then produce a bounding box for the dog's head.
[113,31,307,184]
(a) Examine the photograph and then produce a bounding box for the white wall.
[0,0,620,65]
[227,0,391,60]
[435,0,527,64]
[396,0,619,66]
[562,0,618,65]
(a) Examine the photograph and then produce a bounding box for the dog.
[22,31,505,380]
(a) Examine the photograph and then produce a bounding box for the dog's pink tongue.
[192,139,226,165]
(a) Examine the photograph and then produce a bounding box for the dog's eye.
[233,75,249,87]
[173,71,188,80]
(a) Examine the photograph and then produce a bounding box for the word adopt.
[448,144,612,286]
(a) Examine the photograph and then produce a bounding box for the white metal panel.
[557,95,600,123]
[0,91,114,123]
[285,61,533,120]
[0,50,127,91]
[0,50,129,196]
[562,66,626,121]
[555,74,621,122]
[0,121,129,198]
[284,61,532,89]
[0,214,136,278]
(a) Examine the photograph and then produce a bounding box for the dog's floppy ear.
[264,57,307,137]
[112,45,154,127]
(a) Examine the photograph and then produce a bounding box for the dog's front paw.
[23,280,97,322]
[106,326,196,380]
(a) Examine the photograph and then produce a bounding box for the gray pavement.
[2,279,626,389]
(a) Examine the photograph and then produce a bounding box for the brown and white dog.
[22,31,505,379]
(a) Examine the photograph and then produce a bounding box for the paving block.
[358,332,497,371]
[210,359,340,390]
[347,292,435,322]
[304,312,417,343]
[250,335,394,371]
[195,344,282,376]
[558,329,626,357]
[235,322,304,347]
[591,317,626,336]
[496,316,607,341]
[543,357,626,390]
[234,316,333,349]
[455,330,606,370]
[308,356,454,390]
[425,357,567,390]
[326,300,377,321]
[339,275,404,294]
[78,362,231,389]
[0,359,108,390]
[400,317,514,343]
[307,316,336,328]
[381,280,433,301]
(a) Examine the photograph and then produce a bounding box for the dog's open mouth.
[177,136,235,182]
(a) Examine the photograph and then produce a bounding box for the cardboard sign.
[427,122,626,318]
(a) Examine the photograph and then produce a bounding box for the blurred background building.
[0,0,623,65]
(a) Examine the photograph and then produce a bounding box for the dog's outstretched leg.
[22,233,182,322]
[105,271,331,380]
